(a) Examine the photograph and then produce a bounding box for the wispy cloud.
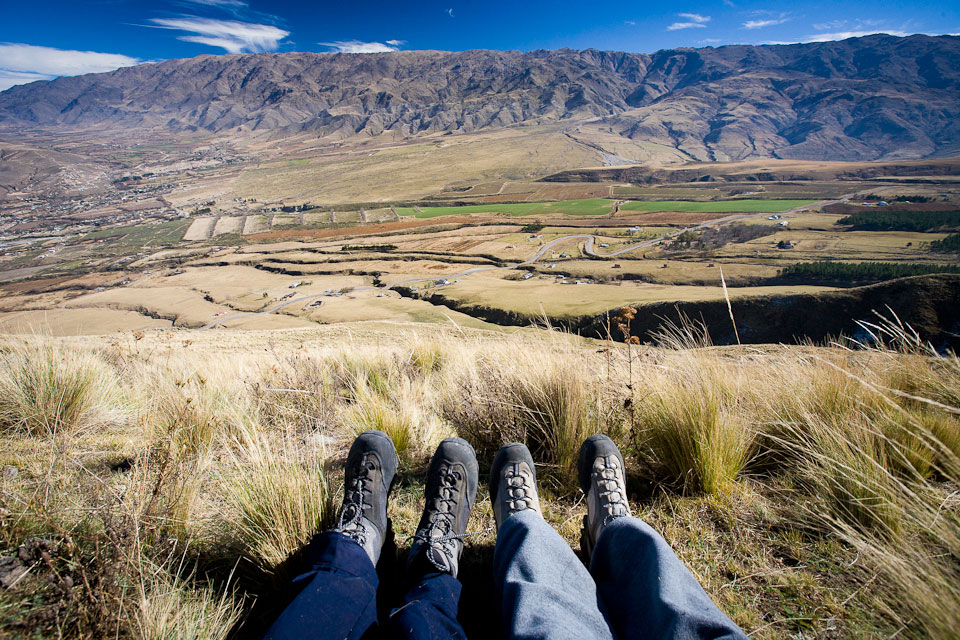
[804,29,908,42]
[625,20,636,26]
[179,0,248,7]
[0,43,142,91]
[744,17,789,29]
[667,13,711,31]
[447,8,455,18]
[320,40,404,53]
[149,17,289,54]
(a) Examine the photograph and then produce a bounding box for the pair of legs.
[263,432,747,640]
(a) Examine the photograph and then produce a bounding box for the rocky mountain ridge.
[1,34,958,162]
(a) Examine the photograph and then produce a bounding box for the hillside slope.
[1,35,959,162]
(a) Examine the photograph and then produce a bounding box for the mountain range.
[1,34,959,163]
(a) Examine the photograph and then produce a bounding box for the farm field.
[408,271,837,317]
[619,199,817,213]
[396,198,616,218]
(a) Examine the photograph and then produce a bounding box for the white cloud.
[0,43,142,90]
[668,13,710,30]
[320,40,403,53]
[625,20,636,26]
[447,8,455,18]
[180,0,248,7]
[804,29,908,42]
[744,17,789,29]
[149,17,289,54]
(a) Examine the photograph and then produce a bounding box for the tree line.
[837,210,960,232]
[778,261,960,283]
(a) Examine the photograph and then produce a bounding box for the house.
[777,220,789,226]
[522,272,533,280]
[436,279,451,286]
[876,201,890,207]
[599,243,609,248]
[777,240,795,249]
[305,300,323,308]
[612,264,621,269]
[289,281,303,288]
[281,293,295,300]
[627,226,640,233]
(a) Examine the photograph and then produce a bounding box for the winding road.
[202,192,863,329]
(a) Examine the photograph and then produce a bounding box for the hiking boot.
[578,435,631,560]
[409,438,479,578]
[488,443,541,529]
[333,430,398,565]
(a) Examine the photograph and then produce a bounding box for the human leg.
[263,430,398,640]
[262,532,380,640]
[579,435,746,640]
[388,438,478,640]
[490,443,614,640]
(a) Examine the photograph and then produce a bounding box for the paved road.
[202,191,866,328]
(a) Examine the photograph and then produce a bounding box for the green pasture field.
[619,200,817,213]
[396,198,616,218]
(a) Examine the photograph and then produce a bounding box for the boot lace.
[412,465,491,571]
[594,455,630,526]
[504,462,536,514]
[336,453,377,546]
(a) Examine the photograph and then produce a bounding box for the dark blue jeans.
[262,532,466,640]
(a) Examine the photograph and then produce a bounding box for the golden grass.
[0,319,957,638]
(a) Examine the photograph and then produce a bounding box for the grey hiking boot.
[578,435,631,560]
[488,443,541,529]
[333,430,398,565]
[409,438,479,578]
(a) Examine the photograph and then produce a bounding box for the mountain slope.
[1,34,958,162]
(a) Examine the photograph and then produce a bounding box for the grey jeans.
[493,509,748,640]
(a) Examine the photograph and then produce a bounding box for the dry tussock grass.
[0,318,957,638]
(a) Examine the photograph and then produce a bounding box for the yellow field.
[410,272,837,317]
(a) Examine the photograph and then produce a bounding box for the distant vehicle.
[599,243,609,248]
[876,201,890,206]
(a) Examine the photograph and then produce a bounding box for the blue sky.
[1,0,958,90]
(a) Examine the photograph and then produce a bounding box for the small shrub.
[0,340,123,437]
[220,430,331,567]
[637,359,752,494]
[135,561,243,640]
